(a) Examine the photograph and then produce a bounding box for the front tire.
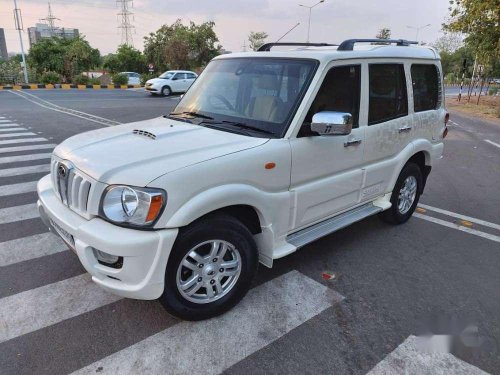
[160,214,258,320]
[379,162,423,225]
[161,86,171,96]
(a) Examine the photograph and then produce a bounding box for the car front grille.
[51,159,92,216]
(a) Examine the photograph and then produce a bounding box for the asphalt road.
[0,89,499,375]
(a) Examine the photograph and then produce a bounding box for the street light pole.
[13,0,29,84]
[406,24,431,44]
[299,0,325,43]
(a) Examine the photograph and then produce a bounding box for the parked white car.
[145,70,198,96]
[38,39,448,320]
[119,72,141,86]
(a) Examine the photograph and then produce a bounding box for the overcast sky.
[1,0,450,56]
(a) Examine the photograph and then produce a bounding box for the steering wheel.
[209,94,236,112]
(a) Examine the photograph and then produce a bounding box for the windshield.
[171,58,317,137]
[159,71,175,79]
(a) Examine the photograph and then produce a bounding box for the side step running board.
[287,203,382,248]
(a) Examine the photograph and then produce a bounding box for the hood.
[147,78,168,84]
[54,117,269,186]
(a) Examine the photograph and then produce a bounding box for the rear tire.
[161,86,171,96]
[379,162,423,225]
[160,214,258,321]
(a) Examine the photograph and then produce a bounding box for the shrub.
[140,73,152,85]
[41,71,62,84]
[112,73,128,85]
[72,74,89,85]
[89,77,101,85]
[488,86,498,96]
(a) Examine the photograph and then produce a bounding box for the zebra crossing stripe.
[0,273,122,343]
[0,152,52,165]
[0,128,28,132]
[73,271,336,375]
[0,124,19,128]
[0,137,48,145]
[0,232,67,267]
[0,164,50,177]
[0,132,38,138]
[367,335,489,375]
[0,203,39,225]
[0,143,55,153]
[0,120,13,123]
[0,180,38,197]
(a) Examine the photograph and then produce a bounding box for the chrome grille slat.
[51,160,93,216]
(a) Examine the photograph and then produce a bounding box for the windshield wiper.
[168,111,214,120]
[203,120,276,136]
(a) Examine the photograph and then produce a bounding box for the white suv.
[145,70,198,96]
[38,39,448,320]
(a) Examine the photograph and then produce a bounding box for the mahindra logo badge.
[57,164,68,178]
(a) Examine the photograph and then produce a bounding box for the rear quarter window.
[411,64,440,112]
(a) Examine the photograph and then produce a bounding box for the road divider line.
[0,132,38,138]
[367,335,489,375]
[0,152,52,165]
[0,180,38,197]
[0,137,48,145]
[73,270,338,375]
[414,213,500,243]
[0,164,50,177]
[418,204,500,231]
[8,90,121,127]
[0,128,28,132]
[0,144,55,154]
[0,203,39,225]
[0,232,67,267]
[0,273,122,344]
[484,139,500,149]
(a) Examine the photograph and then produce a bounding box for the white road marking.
[0,137,48,145]
[0,128,28,132]
[0,119,13,123]
[367,335,489,375]
[0,203,39,225]
[8,90,121,127]
[0,180,38,197]
[0,123,19,128]
[0,144,55,154]
[0,152,52,165]
[418,204,500,231]
[484,139,500,149]
[73,270,338,375]
[0,132,38,138]
[0,273,122,343]
[0,232,67,267]
[414,213,500,243]
[0,164,50,177]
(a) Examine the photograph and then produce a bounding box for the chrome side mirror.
[311,111,353,136]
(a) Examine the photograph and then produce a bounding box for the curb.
[0,84,143,90]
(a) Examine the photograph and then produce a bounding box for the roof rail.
[337,39,418,51]
[258,42,337,52]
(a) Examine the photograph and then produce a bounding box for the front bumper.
[37,174,178,300]
[145,84,159,92]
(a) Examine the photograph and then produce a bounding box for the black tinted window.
[411,64,439,112]
[306,65,361,128]
[368,64,408,125]
[187,73,197,79]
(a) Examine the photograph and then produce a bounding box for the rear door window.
[411,64,440,112]
[368,64,408,125]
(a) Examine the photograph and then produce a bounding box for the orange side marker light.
[265,162,276,170]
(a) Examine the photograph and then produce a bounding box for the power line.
[40,2,60,36]
[116,0,135,46]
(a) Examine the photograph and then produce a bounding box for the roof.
[214,44,440,64]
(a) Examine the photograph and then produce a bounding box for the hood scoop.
[133,129,156,140]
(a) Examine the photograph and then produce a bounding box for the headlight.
[100,185,166,228]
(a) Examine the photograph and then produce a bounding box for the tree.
[444,0,499,62]
[376,28,391,40]
[143,20,221,72]
[28,36,100,81]
[248,31,268,51]
[104,44,146,73]
[432,32,464,54]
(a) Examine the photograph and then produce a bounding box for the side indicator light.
[265,162,276,170]
[146,195,164,222]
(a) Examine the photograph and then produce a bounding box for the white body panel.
[38,44,446,299]
[145,70,197,94]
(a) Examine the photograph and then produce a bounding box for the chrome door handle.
[398,126,412,133]
[344,138,362,147]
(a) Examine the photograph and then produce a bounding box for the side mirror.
[311,111,353,136]
[171,77,178,81]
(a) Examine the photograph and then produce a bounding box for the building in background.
[0,28,8,61]
[27,23,79,48]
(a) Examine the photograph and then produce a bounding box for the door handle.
[398,126,412,133]
[344,138,362,147]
